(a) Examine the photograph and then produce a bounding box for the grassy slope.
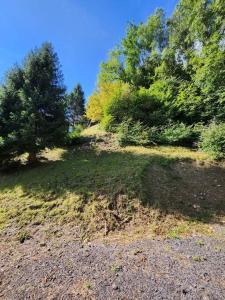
[0,125,223,239]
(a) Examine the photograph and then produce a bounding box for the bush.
[117,119,150,146]
[200,122,225,159]
[66,124,83,146]
[104,86,167,128]
[158,123,195,146]
[100,114,116,132]
[116,121,201,148]
[148,126,161,145]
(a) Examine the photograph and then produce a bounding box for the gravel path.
[0,232,225,299]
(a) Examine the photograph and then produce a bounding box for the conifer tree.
[0,42,67,165]
[68,83,85,127]
[0,66,25,165]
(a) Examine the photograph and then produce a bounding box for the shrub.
[117,119,150,146]
[17,230,32,243]
[100,114,116,132]
[159,123,195,146]
[67,124,83,146]
[105,86,167,128]
[200,122,225,159]
[148,126,161,145]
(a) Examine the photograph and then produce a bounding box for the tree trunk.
[28,152,38,164]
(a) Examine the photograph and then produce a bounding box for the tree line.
[86,0,225,158]
[0,43,85,167]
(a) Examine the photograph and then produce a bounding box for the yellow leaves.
[86,81,128,122]
[86,91,103,122]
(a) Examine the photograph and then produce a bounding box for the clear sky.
[0,0,178,99]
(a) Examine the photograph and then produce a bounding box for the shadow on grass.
[143,160,225,223]
[0,146,224,227]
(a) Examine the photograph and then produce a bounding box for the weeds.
[17,230,32,243]
[111,264,122,273]
[192,255,206,262]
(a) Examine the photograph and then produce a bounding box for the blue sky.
[0,0,178,99]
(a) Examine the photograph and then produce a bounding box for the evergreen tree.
[68,83,85,127]
[0,66,25,165]
[0,42,67,165]
[20,42,67,162]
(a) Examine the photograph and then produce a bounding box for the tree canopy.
[87,0,225,128]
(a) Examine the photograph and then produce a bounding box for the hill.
[0,126,225,299]
[0,125,224,241]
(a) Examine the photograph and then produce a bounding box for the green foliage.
[200,122,225,159]
[0,43,67,166]
[17,230,32,243]
[87,0,225,133]
[159,123,196,146]
[116,121,202,148]
[68,83,85,127]
[111,264,122,273]
[100,114,115,132]
[117,119,150,146]
[121,9,168,87]
[21,43,67,155]
[66,124,84,146]
[148,126,161,145]
[0,66,25,166]
[105,87,167,127]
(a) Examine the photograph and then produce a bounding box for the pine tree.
[0,66,25,166]
[0,42,68,165]
[20,42,67,163]
[68,83,85,127]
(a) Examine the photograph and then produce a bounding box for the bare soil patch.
[0,231,224,299]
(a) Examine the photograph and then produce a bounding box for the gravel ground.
[0,231,225,300]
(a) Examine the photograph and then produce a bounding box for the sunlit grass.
[0,126,222,239]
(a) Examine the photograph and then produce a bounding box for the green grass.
[0,145,151,232]
[0,125,222,238]
[111,264,122,273]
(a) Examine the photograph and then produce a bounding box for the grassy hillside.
[0,126,224,240]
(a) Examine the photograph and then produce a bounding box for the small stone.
[182,289,189,295]
[112,283,119,290]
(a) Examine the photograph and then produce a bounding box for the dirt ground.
[0,229,225,300]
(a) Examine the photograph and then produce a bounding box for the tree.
[86,0,225,128]
[0,42,68,165]
[86,91,103,122]
[121,8,168,88]
[68,84,85,127]
[0,66,25,166]
[21,42,67,162]
[169,0,225,122]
